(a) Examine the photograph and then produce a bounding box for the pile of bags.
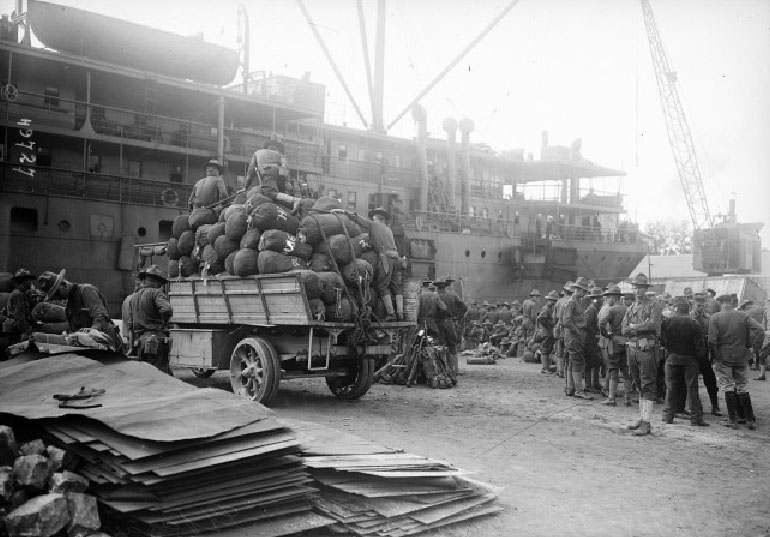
[166,194,387,322]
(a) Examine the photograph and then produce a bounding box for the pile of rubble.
[0,425,109,537]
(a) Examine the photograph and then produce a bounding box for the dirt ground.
[180,356,770,537]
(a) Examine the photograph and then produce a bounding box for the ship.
[0,0,647,312]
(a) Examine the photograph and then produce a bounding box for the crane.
[639,0,712,230]
[640,0,762,275]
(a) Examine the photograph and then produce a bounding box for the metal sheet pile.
[0,356,331,537]
[285,419,502,536]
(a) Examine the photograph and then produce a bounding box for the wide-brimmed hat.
[12,268,35,282]
[563,281,574,291]
[503,301,511,307]
[203,159,224,173]
[588,287,603,298]
[572,277,590,291]
[495,319,505,326]
[512,300,520,306]
[139,264,168,283]
[482,300,490,307]
[529,289,542,296]
[545,290,559,301]
[603,284,622,296]
[37,269,66,300]
[629,273,651,287]
[705,288,716,296]
[368,207,391,220]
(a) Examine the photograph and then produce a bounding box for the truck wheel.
[326,357,375,400]
[191,368,215,378]
[229,337,280,405]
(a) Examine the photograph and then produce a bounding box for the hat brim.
[368,209,390,219]
[572,284,589,291]
[602,291,621,296]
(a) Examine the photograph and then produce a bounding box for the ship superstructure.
[0,0,646,311]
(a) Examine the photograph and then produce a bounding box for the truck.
[166,272,413,404]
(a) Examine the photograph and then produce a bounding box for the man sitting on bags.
[127,265,174,374]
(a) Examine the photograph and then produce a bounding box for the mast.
[372,0,386,133]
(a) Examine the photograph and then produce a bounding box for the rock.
[1,465,14,502]
[46,446,72,472]
[65,493,100,532]
[4,493,70,537]
[19,439,46,456]
[0,425,19,466]
[13,455,52,491]
[49,472,89,494]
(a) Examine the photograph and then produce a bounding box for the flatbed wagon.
[168,272,413,404]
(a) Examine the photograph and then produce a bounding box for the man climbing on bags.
[189,159,229,211]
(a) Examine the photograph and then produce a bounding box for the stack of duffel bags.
[165,191,395,324]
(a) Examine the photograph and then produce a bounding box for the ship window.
[127,160,143,178]
[498,252,502,261]
[481,250,486,258]
[347,191,357,210]
[57,220,71,233]
[158,221,173,241]
[44,87,60,108]
[481,208,489,218]
[10,207,37,233]
[36,147,51,167]
[337,144,347,161]
[393,154,400,168]
[464,250,470,258]
[137,227,147,237]
[357,148,366,162]
[169,165,183,183]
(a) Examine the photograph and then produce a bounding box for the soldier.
[584,287,604,393]
[36,270,122,350]
[490,319,509,347]
[537,290,559,373]
[467,321,484,349]
[347,207,403,321]
[245,148,303,209]
[3,269,36,346]
[562,277,592,399]
[434,277,467,380]
[708,293,763,429]
[128,265,174,374]
[498,301,514,327]
[661,296,709,427]
[739,299,766,370]
[622,273,663,436]
[554,281,574,378]
[188,159,229,211]
[599,284,630,406]
[704,288,719,314]
[691,293,721,414]
[521,289,542,347]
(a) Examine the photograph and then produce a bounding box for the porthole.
[481,250,486,258]
[464,250,470,258]
[137,227,147,237]
[57,220,71,232]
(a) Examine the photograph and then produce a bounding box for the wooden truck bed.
[168,273,412,329]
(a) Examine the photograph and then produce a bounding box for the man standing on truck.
[188,159,229,211]
[245,147,303,210]
[36,269,122,350]
[345,207,403,321]
[128,265,174,374]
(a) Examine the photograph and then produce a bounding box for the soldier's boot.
[737,392,756,430]
[540,353,550,373]
[735,394,747,424]
[723,391,739,429]
[591,367,602,392]
[572,371,593,400]
[382,294,396,321]
[394,294,404,321]
[603,370,618,406]
[708,390,722,416]
[565,368,575,396]
[632,400,652,436]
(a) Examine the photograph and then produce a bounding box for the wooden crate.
[169,328,234,368]
[169,274,311,326]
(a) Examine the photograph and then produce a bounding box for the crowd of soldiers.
[461,275,769,435]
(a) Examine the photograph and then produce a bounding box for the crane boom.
[640,0,713,229]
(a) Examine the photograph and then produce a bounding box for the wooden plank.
[191,280,200,323]
[220,280,233,323]
[254,276,271,325]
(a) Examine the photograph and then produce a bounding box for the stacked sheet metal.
[0,356,331,537]
[285,420,502,536]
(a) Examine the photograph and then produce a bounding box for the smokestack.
[412,104,429,213]
[458,118,474,216]
[442,118,458,210]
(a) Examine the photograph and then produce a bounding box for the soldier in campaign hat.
[599,283,632,406]
[584,287,605,394]
[188,159,229,210]
[537,290,559,373]
[553,281,575,378]
[561,277,593,399]
[2,268,36,348]
[690,292,721,415]
[521,288,542,354]
[127,265,174,374]
[622,273,662,436]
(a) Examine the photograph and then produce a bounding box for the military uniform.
[537,291,558,373]
[562,278,591,398]
[553,282,573,378]
[436,279,467,380]
[128,266,174,374]
[583,288,604,393]
[521,289,541,346]
[708,294,763,429]
[598,284,630,406]
[188,160,229,210]
[2,269,36,347]
[690,294,721,414]
[622,273,662,436]
[661,297,708,426]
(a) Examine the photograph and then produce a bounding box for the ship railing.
[0,161,191,209]
[323,157,420,185]
[406,210,640,244]
[1,89,323,161]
